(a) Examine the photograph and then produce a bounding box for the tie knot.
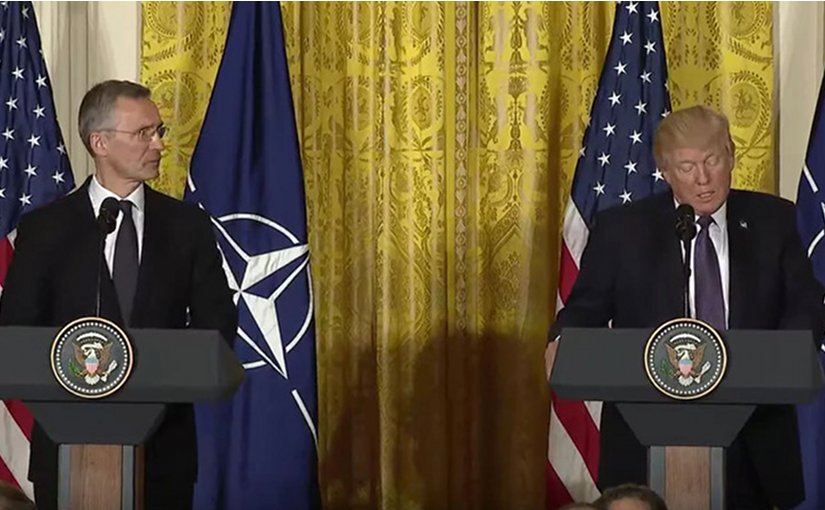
[119,200,133,213]
[698,215,714,229]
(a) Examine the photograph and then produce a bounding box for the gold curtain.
[141,2,774,509]
[140,2,232,196]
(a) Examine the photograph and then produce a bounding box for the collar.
[88,175,145,214]
[672,199,728,231]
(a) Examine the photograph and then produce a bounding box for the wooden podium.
[0,326,243,510]
[550,327,823,510]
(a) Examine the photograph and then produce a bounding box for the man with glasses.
[0,80,238,510]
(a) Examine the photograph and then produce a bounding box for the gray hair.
[78,80,151,155]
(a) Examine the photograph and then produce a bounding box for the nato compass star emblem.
[210,212,314,379]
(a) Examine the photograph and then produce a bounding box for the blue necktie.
[694,216,725,330]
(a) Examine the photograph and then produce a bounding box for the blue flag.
[185,3,319,509]
[794,78,825,510]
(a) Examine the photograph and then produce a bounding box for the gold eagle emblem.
[665,342,711,386]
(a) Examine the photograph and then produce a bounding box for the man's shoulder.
[730,188,792,209]
[145,186,211,223]
[18,186,86,231]
[144,186,216,247]
[728,189,795,224]
[593,191,671,228]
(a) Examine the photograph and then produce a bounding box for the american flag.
[0,1,74,498]
[547,2,671,507]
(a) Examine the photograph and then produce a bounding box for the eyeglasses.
[101,124,167,143]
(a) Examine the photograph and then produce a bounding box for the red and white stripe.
[0,232,34,499]
[546,201,603,508]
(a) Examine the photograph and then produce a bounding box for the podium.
[550,327,823,510]
[0,326,244,510]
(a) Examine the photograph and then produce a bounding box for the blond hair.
[653,105,735,169]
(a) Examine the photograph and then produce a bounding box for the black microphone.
[96,197,120,316]
[675,204,696,318]
[98,197,119,235]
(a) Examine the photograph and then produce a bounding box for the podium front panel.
[27,402,165,444]
[552,327,822,405]
[617,403,754,447]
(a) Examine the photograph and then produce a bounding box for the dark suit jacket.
[0,177,237,487]
[550,189,825,509]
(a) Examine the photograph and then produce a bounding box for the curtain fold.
[140,2,774,508]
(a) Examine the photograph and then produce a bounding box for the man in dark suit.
[0,80,237,509]
[546,105,825,509]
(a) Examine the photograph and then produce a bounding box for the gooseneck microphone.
[96,197,120,316]
[675,204,697,318]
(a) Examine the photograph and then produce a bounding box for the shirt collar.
[673,197,728,230]
[88,175,145,215]
[672,198,727,231]
[709,202,727,230]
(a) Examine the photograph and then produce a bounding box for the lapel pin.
[739,219,748,230]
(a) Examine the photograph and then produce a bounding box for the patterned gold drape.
[141,3,774,509]
[140,2,231,195]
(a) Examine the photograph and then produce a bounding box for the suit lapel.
[654,192,686,319]
[65,179,100,286]
[63,178,124,322]
[726,191,753,329]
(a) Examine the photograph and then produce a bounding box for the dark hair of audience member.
[593,483,668,510]
[558,503,599,510]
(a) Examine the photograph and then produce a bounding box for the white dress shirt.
[88,175,145,274]
[678,201,730,328]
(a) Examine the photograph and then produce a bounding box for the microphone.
[675,204,696,242]
[96,197,120,316]
[675,204,696,318]
[98,197,119,235]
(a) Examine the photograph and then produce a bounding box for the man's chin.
[144,164,160,180]
[694,201,723,217]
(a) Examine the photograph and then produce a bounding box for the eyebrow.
[134,122,164,131]
[676,152,718,164]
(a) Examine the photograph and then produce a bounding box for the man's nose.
[695,164,710,184]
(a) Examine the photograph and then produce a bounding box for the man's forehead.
[114,95,155,109]
[672,145,724,161]
[112,96,161,124]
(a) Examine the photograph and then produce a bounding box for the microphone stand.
[60,204,117,510]
[675,205,696,319]
[96,198,118,317]
[682,238,691,318]
[96,227,105,317]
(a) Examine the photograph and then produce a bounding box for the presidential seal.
[50,317,134,399]
[644,318,727,400]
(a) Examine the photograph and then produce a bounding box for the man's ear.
[727,135,736,169]
[725,148,736,175]
[89,132,108,158]
[660,166,673,187]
